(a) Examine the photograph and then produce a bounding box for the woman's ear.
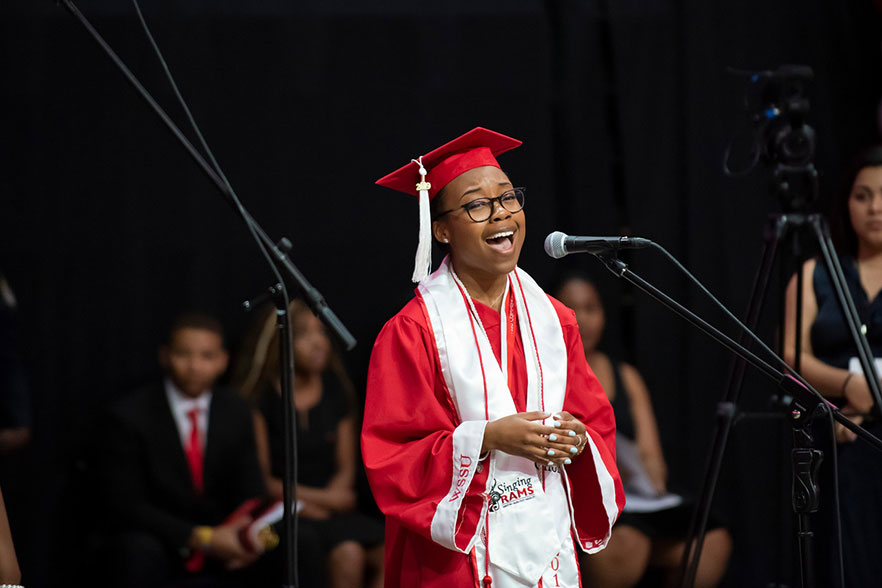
[432,220,449,245]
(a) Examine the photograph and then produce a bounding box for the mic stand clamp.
[243,283,283,312]
[790,409,823,515]
[789,401,823,588]
[787,380,824,588]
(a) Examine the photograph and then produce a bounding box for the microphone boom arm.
[594,252,876,445]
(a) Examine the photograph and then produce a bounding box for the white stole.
[421,257,577,586]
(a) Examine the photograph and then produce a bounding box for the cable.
[649,241,844,587]
[649,242,815,391]
[722,114,763,178]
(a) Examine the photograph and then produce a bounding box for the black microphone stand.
[57,2,357,586]
[591,251,882,588]
[242,282,301,587]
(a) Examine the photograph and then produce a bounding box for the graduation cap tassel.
[411,157,432,283]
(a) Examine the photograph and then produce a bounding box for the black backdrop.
[2,0,881,585]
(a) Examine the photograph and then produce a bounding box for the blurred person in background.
[0,272,28,586]
[97,311,270,587]
[0,273,30,456]
[0,488,20,585]
[784,145,882,586]
[555,273,731,588]
[235,300,384,588]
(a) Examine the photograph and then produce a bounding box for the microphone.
[544,231,652,259]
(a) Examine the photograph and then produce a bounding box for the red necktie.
[184,407,206,573]
[185,407,204,494]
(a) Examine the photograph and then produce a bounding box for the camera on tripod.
[726,64,819,212]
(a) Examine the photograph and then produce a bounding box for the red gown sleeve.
[361,299,489,554]
[550,296,625,551]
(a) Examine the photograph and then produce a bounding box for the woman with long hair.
[554,273,731,587]
[784,145,882,585]
[238,300,384,588]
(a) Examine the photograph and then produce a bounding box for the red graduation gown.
[362,293,622,587]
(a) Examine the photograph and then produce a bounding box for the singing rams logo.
[488,477,536,512]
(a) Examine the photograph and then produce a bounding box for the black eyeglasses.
[434,188,526,223]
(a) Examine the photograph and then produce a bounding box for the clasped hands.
[192,516,261,570]
[481,410,587,468]
[838,373,878,443]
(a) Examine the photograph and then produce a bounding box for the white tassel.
[411,157,432,283]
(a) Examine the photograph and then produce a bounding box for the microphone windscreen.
[544,231,568,259]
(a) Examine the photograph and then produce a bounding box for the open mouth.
[485,230,515,253]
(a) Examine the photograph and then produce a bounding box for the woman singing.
[362,127,624,587]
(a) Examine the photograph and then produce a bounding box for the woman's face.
[849,165,882,252]
[293,311,330,375]
[431,166,525,280]
[557,279,605,353]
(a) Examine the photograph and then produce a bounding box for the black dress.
[256,375,383,573]
[258,374,347,489]
[811,258,882,587]
[609,362,724,539]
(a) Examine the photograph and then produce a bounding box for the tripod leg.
[810,215,882,413]
[679,217,786,588]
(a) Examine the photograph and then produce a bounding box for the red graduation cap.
[376,127,522,282]
[376,127,522,199]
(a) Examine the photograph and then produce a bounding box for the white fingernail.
[548,434,558,442]
[547,449,556,456]
[568,430,576,437]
